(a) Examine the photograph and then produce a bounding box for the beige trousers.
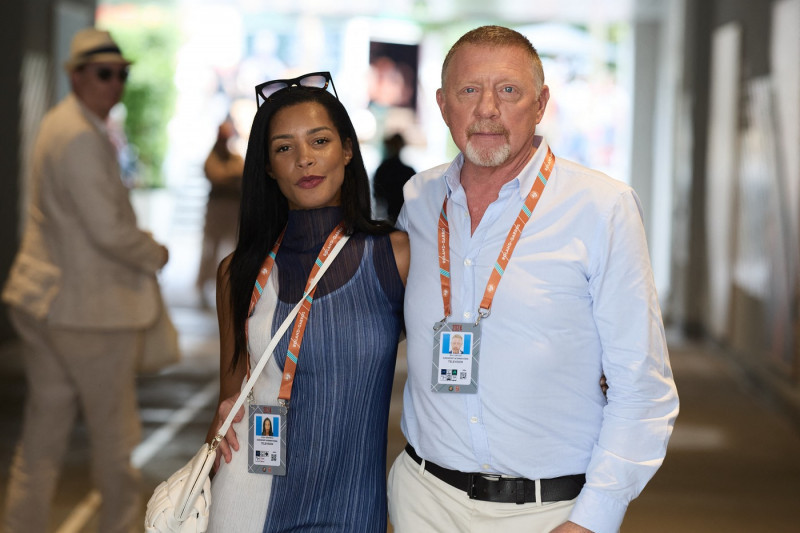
[388,450,577,533]
[2,309,141,533]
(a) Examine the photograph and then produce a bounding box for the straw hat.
[63,28,131,72]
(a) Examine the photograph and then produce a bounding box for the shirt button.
[464,258,472,266]
[463,312,471,319]
[470,416,478,423]
[482,464,491,470]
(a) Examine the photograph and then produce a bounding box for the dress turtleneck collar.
[283,206,344,252]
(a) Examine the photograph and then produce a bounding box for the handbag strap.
[210,233,350,451]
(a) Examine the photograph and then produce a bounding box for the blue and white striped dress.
[208,206,403,532]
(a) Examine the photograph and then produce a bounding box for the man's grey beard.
[464,140,512,167]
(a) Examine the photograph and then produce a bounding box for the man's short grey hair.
[441,25,544,93]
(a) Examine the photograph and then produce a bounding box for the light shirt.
[75,94,110,136]
[397,136,679,533]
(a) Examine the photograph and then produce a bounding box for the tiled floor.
[621,337,800,532]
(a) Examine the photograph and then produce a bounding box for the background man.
[389,25,678,533]
[2,28,169,533]
[373,132,416,223]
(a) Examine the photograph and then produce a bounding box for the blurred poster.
[368,41,418,110]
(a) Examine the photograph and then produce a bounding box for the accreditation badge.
[431,321,480,393]
[247,404,287,476]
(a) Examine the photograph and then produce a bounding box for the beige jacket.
[3,93,166,329]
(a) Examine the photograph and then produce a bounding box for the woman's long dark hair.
[226,86,393,373]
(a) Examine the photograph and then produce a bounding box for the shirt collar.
[442,135,551,200]
[443,152,466,197]
[516,135,550,200]
[70,93,110,135]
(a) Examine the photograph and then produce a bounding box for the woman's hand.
[212,392,246,471]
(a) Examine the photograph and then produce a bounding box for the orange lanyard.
[246,222,347,406]
[438,147,555,323]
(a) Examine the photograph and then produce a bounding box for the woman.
[196,118,243,307]
[205,72,409,532]
[261,417,273,437]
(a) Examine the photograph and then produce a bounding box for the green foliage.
[102,15,178,188]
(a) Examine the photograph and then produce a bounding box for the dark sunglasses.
[93,66,129,83]
[254,71,338,107]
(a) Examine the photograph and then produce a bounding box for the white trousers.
[2,309,141,533]
[388,449,576,533]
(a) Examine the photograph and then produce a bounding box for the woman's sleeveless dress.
[207,207,403,532]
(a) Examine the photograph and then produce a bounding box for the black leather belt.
[405,444,585,504]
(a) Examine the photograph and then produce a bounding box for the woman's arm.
[205,254,247,469]
[389,230,410,287]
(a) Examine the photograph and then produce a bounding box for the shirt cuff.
[569,487,628,533]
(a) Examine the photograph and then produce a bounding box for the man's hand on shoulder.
[550,521,593,533]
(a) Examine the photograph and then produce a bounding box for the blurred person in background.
[197,117,244,308]
[373,132,415,224]
[1,28,168,533]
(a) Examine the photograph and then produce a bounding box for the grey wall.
[0,0,97,342]
[679,0,800,394]
[0,1,28,342]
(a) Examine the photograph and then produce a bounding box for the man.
[449,333,464,354]
[2,28,168,533]
[389,26,678,533]
[373,132,416,223]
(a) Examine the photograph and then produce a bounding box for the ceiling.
[222,0,668,23]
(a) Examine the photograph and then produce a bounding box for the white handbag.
[144,235,350,532]
[144,444,214,532]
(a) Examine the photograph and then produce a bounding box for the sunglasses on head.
[254,71,338,107]
[92,66,129,83]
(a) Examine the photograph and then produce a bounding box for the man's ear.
[535,85,550,124]
[69,70,82,96]
[436,88,449,127]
